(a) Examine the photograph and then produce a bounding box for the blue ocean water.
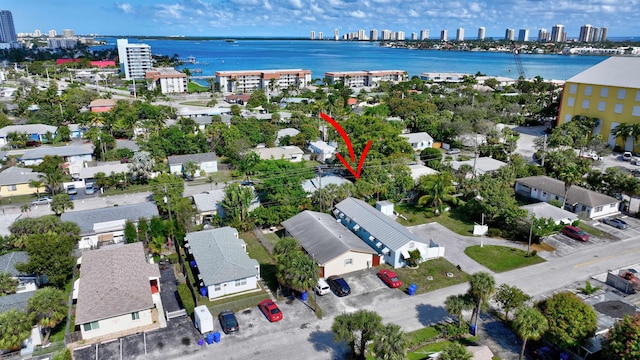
[101,38,608,81]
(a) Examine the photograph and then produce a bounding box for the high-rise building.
[440,29,448,41]
[34,29,41,36]
[381,30,392,40]
[318,32,323,40]
[456,28,464,41]
[63,29,74,38]
[334,29,339,41]
[48,29,57,37]
[396,31,405,41]
[579,24,592,42]
[0,10,17,43]
[357,29,366,40]
[518,29,529,42]
[420,30,429,40]
[411,32,417,41]
[538,29,549,42]
[370,29,378,41]
[117,38,153,80]
[600,27,608,42]
[477,27,485,41]
[310,31,315,40]
[551,24,564,42]
[589,27,599,43]
[504,28,515,41]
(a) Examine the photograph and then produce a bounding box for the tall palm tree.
[445,294,473,329]
[29,179,43,197]
[372,323,408,360]
[558,163,583,209]
[611,123,633,151]
[39,170,64,195]
[417,173,456,214]
[27,287,68,344]
[332,310,383,360]
[0,309,32,351]
[50,194,74,216]
[513,307,549,360]
[468,272,496,335]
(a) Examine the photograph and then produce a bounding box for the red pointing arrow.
[320,112,372,179]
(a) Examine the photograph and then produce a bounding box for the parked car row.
[314,269,404,298]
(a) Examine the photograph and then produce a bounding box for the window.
[564,114,572,122]
[584,86,592,96]
[615,104,624,114]
[569,84,577,94]
[598,101,606,111]
[214,284,221,291]
[600,87,609,97]
[618,89,627,100]
[595,206,603,212]
[131,312,140,320]
[83,321,100,331]
[611,203,617,208]
[344,258,353,266]
[633,106,640,117]
[582,100,590,109]
[235,278,247,287]
[7,185,16,191]
[567,97,575,107]
[636,90,640,102]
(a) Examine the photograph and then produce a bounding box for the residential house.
[145,67,188,94]
[176,107,229,118]
[515,175,621,219]
[253,146,304,162]
[334,197,445,268]
[419,72,468,83]
[21,144,94,176]
[192,189,225,225]
[302,175,351,194]
[0,167,45,197]
[556,57,640,150]
[61,202,159,249]
[520,202,579,225]
[0,124,57,146]
[408,164,439,183]
[451,157,507,178]
[167,152,218,177]
[68,124,88,139]
[224,93,251,105]
[75,242,162,341]
[400,132,434,151]
[0,251,38,293]
[184,227,260,300]
[116,139,140,152]
[276,128,300,145]
[88,99,117,113]
[77,162,130,187]
[282,211,380,278]
[308,140,336,163]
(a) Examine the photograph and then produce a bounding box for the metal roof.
[185,227,259,286]
[516,176,619,208]
[0,251,29,277]
[21,144,94,160]
[167,152,217,166]
[75,242,159,324]
[0,124,57,138]
[282,211,377,264]
[566,57,640,89]
[61,202,159,236]
[334,197,427,251]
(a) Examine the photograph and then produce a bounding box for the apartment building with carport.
[282,210,380,278]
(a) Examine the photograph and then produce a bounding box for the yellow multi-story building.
[558,57,640,151]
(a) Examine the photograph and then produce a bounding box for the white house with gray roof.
[0,251,38,293]
[282,211,380,278]
[75,242,162,341]
[21,144,94,176]
[400,132,434,151]
[0,124,57,146]
[61,202,159,249]
[308,140,336,163]
[185,227,259,300]
[167,152,218,177]
[515,175,621,219]
[334,197,444,268]
[253,146,304,162]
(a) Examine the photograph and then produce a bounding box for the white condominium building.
[117,39,153,80]
[324,70,407,87]
[215,69,312,93]
[477,27,485,41]
[145,67,188,94]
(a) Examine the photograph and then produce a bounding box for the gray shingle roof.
[0,291,35,313]
[334,197,427,251]
[21,144,94,160]
[282,211,377,264]
[192,189,225,213]
[185,227,259,286]
[0,251,29,277]
[167,152,218,166]
[0,124,58,138]
[516,176,619,208]
[567,57,640,89]
[60,202,159,236]
[0,167,43,186]
[400,132,434,143]
[75,242,160,324]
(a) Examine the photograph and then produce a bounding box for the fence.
[166,309,188,320]
[253,227,274,255]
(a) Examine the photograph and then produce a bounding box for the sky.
[5,0,640,39]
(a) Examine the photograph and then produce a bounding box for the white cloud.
[155,4,185,20]
[288,0,303,9]
[469,2,481,12]
[263,0,272,11]
[408,9,419,17]
[115,3,133,14]
[349,10,366,18]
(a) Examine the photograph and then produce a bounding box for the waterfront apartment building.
[0,10,17,43]
[538,29,549,42]
[505,28,515,41]
[518,29,529,42]
[215,69,312,93]
[324,70,407,87]
[145,67,188,94]
[63,29,74,38]
[599,28,608,42]
[558,57,640,151]
[117,39,153,80]
[477,27,485,41]
[440,30,448,41]
[318,32,323,40]
[334,29,339,41]
[310,31,315,40]
[396,31,405,41]
[48,29,56,37]
[420,30,429,40]
[381,30,392,41]
[411,32,417,41]
[551,24,565,42]
[370,29,378,41]
[579,24,592,42]
[456,28,464,41]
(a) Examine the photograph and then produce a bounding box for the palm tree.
[417,173,456,214]
[513,307,549,360]
[558,163,583,209]
[27,287,68,344]
[39,170,64,196]
[221,183,254,227]
[445,294,473,329]
[332,310,383,359]
[611,123,633,151]
[439,342,472,360]
[468,272,496,335]
[372,323,408,360]
[50,194,74,216]
[20,204,31,217]
[0,309,32,351]
[29,179,43,197]
[0,272,18,295]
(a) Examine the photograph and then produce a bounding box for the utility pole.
[480,213,485,248]
[541,134,548,167]
[528,223,533,256]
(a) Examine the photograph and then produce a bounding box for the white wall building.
[145,67,188,94]
[117,38,153,80]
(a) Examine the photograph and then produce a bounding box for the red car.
[258,299,283,322]
[378,269,402,288]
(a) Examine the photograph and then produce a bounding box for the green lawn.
[187,82,209,93]
[395,204,475,236]
[578,222,617,240]
[180,100,210,106]
[241,231,279,293]
[391,258,470,295]
[464,245,545,273]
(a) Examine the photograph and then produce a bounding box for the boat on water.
[224,39,236,43]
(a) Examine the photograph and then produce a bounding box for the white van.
[315,278,331,296]
[85,183,95,195]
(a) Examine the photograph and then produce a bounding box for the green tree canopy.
[27,287,68,343]
[494,284,531,320]
[603,313,640,360]
[15,231,77,288]
[332,310,383,360]
[514,307,548,360]
[537,292,597,349]
[0,309,32,351]
[439,342,472,360]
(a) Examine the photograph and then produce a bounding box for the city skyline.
[3,1,640,38]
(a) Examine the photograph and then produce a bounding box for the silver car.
[602,217,629,229]
[31,196,53,205]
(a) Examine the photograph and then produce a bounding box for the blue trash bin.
[300,291,308,301]
[198,339,204,346]
[199,287,207,297]
[470,324,476,335]
[206,333,215,344]
[407,284,417,296]
[213,331,221,343]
